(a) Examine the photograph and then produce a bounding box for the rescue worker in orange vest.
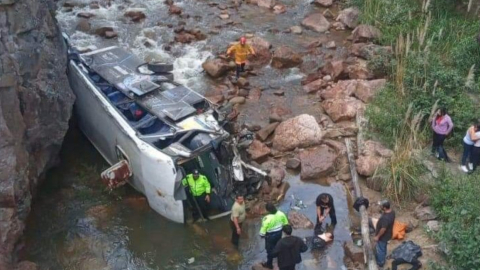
[226,36,256,79]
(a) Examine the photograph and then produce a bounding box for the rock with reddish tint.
[269,113,283,123]
[303,79,326,94]
[229,96,246,105]
[322,60,345,80]
[94,26,114,37]
[271,46,303,69]
[202,59,232,78]
[286,158,301,170]
[104,31,118,39]
[299,145,338,179]
[346,58,373,79]
[273,4,286,14]
[321,97,364,122]
[273,114,324,151]
[269,166,286,187]
[257,122,279,141]
[332,22,346,30]
[124,8,146,22]
[247,140,271,160]
[351,43,392,60]
[15,261,38,270]
[206,95,225,105]
[352,25,381,43]
[273,90,284,96]
[302,13,330,33]
[76,19,91,33]
[325,41,336,49]
[248,88,262,101]
[168,4,182,15]
[237,77,249,88]
[288,211,314,229]
[319,80,357,100]
[336,7,360,29]
[355,140,393,177]
[175,32,197,43]
[314,0,332,7]
[269,105,292,118]
[77,12,95,19]
[354,79,386,103]
[257,0,276,8]
[323,126,358,139]
[302,72,323,85]
[247,36,272,66]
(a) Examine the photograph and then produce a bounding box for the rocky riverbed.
[0,0,444,269]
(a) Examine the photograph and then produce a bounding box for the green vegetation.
[430,171,480,269]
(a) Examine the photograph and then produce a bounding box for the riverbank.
[349,0,480,269]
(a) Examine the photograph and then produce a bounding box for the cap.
[193,169,199,175]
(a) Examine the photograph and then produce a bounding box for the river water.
[24,0,357,269]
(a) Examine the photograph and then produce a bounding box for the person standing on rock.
[271,225,308,270]
[226,36,256,79]
[431,107,453,162]
[316,193,337,228]
[230,194,246,248]
[374,200,395,268]
[259,203,289,269]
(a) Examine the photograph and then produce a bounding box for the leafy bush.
[430,171,480,269]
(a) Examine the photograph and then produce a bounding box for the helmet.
[240,36,247,44]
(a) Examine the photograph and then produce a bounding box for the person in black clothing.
[316,193,337,226]
[389,241,423,270]
[271,225,308,270]
[374,200,395,268]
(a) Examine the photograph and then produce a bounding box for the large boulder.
[0,0,75,268]
[247,140,271,160]
[352,25,381,43]
[354,79,387,103]
[269,166,286,187]
[288,211,314,229]
[319,80,357,100]
[302,13,331,33]
[355,140,393,177]
[247,36,272,66]
[271,46,303,69]
[336,7,360,29]
[321,98,364,122]
[202,59,232,78]
[272,114,324,151]
[299,145,338,180]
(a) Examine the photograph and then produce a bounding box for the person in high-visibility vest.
[226,36,256,79]
[259,203,289,269]
[182,169,211,221]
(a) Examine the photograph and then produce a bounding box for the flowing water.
[24,0,357,269]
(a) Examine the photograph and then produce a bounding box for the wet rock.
[104,31,118,39]
[219,13,230,19]
[229,96,246,105]
[336,7,360,29]
[273,4,286,14]
[77,12,95,19]
[352,25,381,43]
[354,79,387,103]
[271,46,303,69]
[288,211,314,229]
[286,158,301,170]
[202,59,232,78]
[269,166,286,187]
[273,90,284,96]
[414,206,437,221]
[303,79,326,94]
[344,241,364,264]
[269,181,290,202]
[302,13,330,33]
[346,58,373,79]
[322,60,345,80]
[175,32,197,44]
[319,80,357,100]
[290,26,303,34]
[325,41,336,49]
[169,4,182,15]
[248,36,272,66]
[123,196,149,211]
[89,1,100,9]
[257,0,276,8]
[355,140,393,177]
[321,97,364,122]
[269,113,283,123]
[86,205,112,222]
[247,140,271,160]
[314,0,332,7]
[76,19,91,33]
[248,88,262,101]
[299,145,338,179]
[260,181,272,195]
[426,220,441,232]
[237,77,249,88]
[94,26,114,37]
[256,122,279,141]
[124,8,147,22]
[273,114,324,151]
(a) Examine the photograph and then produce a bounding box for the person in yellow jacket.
[182,169,211,221]
[259,203,289,269]
[226,36,256,79]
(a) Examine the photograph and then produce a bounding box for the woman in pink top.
[431,108,454,162]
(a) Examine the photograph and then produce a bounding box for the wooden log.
[345,138,378,270]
